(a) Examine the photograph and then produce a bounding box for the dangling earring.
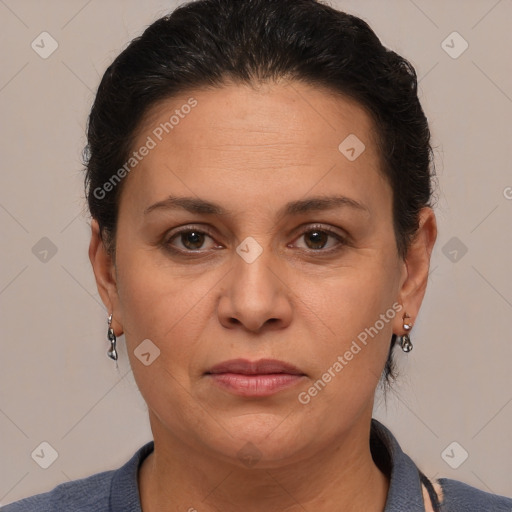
[107,313,118,361]
[399,313,413,352]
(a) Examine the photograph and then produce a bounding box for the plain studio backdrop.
[0,0,511,506]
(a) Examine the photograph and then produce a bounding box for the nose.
[217,245,293,333]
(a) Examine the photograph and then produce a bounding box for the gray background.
[1,0,511,506]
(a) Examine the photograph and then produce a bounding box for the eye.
[165,227,219,252]
[292,225,347,252]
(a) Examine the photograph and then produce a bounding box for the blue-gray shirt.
[3,419,511,511]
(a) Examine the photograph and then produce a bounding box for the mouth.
[205,358,307,397]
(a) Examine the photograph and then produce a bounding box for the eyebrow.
[143,194,370,218]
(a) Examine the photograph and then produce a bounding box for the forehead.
[140,80,377,152]
[121,81,389,218]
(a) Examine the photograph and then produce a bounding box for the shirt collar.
[371,418,426,511]
[110,439,153,512]
[109,419,426,511]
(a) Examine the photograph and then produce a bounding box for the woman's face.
[91,80,435,466]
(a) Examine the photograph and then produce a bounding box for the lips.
[206,358,305,376]
[205,358,306,397]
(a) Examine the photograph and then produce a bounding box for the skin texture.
[89,80,437,511]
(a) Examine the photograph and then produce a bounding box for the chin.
[202,413,313,468]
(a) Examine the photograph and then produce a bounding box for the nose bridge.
[232,235,279,302]
[218,234,292,332]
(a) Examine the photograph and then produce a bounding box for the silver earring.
[107,313,118,361]
[399,313,413,352]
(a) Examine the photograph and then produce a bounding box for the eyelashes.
[165,228,219,253]
[162,223,349,256]
[292,226,347,252]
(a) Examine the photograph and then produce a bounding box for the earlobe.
[88,219,121,329]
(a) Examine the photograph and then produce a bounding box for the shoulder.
[369,419,511,512]
[437,477,512,512]
[1,440,154,512]
[1,469,115,511]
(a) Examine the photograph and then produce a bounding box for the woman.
[4,0,511,510]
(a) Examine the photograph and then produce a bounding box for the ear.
[88,219,123,335]
[394,207,437,334]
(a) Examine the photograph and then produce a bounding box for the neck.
[138,413,390,512]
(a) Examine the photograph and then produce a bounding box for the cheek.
[114,253,211,422]
[296,259,398,396]
[114,245,210,365]
[305,255,398,336]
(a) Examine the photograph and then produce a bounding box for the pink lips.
[205,358,306,397]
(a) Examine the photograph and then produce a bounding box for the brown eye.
[303,230,329,250]
[165,228,218,252]
[292,225,347,253]
[180,231,206,250]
